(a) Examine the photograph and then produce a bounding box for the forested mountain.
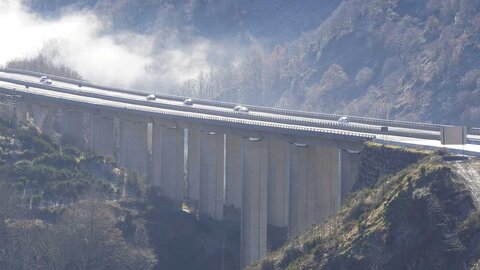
[20,0,480,126]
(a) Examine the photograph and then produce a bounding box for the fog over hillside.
[4,0,480,126]
[1,0,247,88]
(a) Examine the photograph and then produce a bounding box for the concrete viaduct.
[0,68,479,267]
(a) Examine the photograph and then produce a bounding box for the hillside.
[250,154,480,270]
[24,0,340,45]
[272,0,480,126]
[0,120,241,270]
[17,0,480,126]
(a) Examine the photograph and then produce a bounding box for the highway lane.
[0,71,450,140]
[4,68,480,138]
[1,79,479,156]
[1,70,479,144]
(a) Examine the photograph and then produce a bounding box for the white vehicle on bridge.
[146,94,156,101]
[39,76,48,83]
[233,105,249,113]
[183,98,194,106]
[338,116,349,123]
[43,78,53,85]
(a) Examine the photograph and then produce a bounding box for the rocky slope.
[250,154,480,270]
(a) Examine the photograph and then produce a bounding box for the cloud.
[0,0,239,89]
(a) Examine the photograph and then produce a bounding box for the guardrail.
[2,68,477,136]
[471,128,480,136]
[0,76,441,141]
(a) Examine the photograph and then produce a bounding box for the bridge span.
[0,68,479,267]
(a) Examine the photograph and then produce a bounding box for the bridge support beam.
[89,114,115,158]
[225,135,243,209]
[199,132,224,220]
[288,145,340,236]
[241,138,268,268]
[119,119,148,176]
[152,122,184,201]
[61,109,84,147]
[340,150,361,203]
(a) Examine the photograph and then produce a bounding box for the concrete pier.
[288,145,341,236]
[199,132,224,220]
[119,119,149,176]
[89,114,115,157]
[241,138,268,268]
[187,129,201,201]
[15,99,29,124]
[152,122,185,201]
[340,150,361,203]
[30,104,56,134]
[267,140,290,228]
[61,109,84,146]
[225,135,243,209]
[315,147,341,222]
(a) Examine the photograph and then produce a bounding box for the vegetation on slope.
[0,119,242,269]
[252,156,480,270]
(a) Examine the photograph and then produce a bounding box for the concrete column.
[15,99,28,124]
[61,109,84,146]
[199,132,224,220]
[89,114,115,157]
[152,122,184,201]
[225,135,243,209]
[267,140,290,228]
[0,96,12,120]
[241,139,268,268]
[288,145,341,236]
[119,119,149,176]
[30,104,56,134]
[289,144,309,236]
[340,150,361,203]
[187,129,201,201]
[315,147,341,223]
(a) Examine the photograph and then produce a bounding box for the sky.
[0,0,239,90]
